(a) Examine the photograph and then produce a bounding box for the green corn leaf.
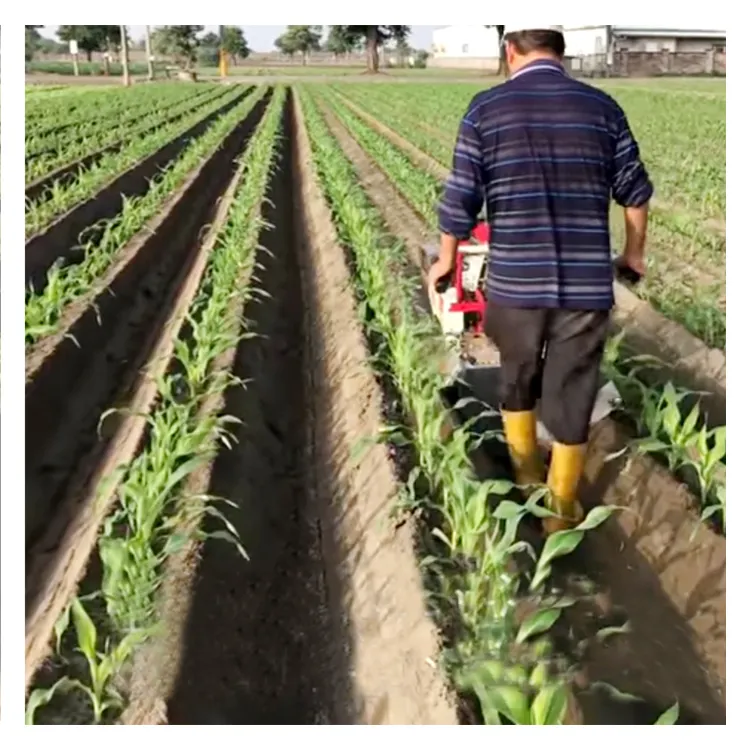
[516,607,563,644]
[71,597,98,662]
[530,683,568,725]
[654,702,680,725]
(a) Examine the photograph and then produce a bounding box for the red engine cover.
[470,222,490,245]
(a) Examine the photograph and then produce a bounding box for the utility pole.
[69,39,80,77]
[218,24,228,79]
[120,25,131,86]
[145,25,154,80]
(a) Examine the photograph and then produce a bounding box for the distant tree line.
[274,25,413,72]
[26,25,433,73]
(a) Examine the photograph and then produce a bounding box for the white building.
[431,25,726,63]
[431,26,500,59]
[564,26,726,57]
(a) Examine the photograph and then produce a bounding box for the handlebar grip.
[613,262,642,286]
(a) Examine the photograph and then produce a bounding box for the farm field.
[25,80,725,726]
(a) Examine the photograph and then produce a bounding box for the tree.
[394,36,412,67]
[57,25,121,62]
[222,26,250,65]
[25,25,42,62]
[151,25,204,68]
[274,33,297,58]
[39,38,68,55]
[486,25,506,75]
[334,26,411,73]
[274,25,322,65]
[198,31,221,67]
[325,25,356,58]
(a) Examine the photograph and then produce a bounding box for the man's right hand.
[615,251,646,276]
[613,253,645,285]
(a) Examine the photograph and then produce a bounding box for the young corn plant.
[26,86,223,182]
[26,87,287,726]
[603,334,725,531]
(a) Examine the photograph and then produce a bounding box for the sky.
[40,26,442,52]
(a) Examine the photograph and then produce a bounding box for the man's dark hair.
[504,29,566,57]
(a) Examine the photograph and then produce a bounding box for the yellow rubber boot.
[501,410,544,488]
[543,443,587,535]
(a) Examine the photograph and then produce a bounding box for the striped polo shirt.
[438,59,654,310]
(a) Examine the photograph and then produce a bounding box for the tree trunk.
[366,27,379,73]
[495,25,507,76]
[86,49,92,62]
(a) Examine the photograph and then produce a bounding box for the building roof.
[612,26,725,38]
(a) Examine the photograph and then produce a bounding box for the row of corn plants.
[334,82,725,223]
[25,84,211,162]
[603,335,726,532]
[323,89,726,534]
[26,82,185,136]
[25,85,253,236]
[25,85,287,726]
[25,85,270,344]
[333,85,726,350]
[300,87,678,726]
[26,86,227,183]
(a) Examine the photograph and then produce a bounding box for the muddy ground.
[317,94,726,724]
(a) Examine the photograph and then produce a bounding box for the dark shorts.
[484,303,610,445]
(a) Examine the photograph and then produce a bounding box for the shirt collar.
[510,58,567,80]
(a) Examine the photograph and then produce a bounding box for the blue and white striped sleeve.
[610,106,654,208]
[438,105,484,240]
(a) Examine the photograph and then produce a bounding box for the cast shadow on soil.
[448,391,725,725]
[166,106,357,724]
[565,444,726,725]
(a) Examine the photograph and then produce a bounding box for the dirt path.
[319,97,725,724]
[122,94,457,725]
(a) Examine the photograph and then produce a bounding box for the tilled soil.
[116,94,456,724]
[25,95,272,686]
[151,95,456,724]
[319,96,726,724]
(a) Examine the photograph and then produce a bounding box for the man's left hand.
[427,261,448,310]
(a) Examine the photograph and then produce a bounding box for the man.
[429,25,653,533]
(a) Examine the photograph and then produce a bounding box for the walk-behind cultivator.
[424,221,621,443]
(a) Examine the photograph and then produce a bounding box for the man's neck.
[510,52,562,76]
